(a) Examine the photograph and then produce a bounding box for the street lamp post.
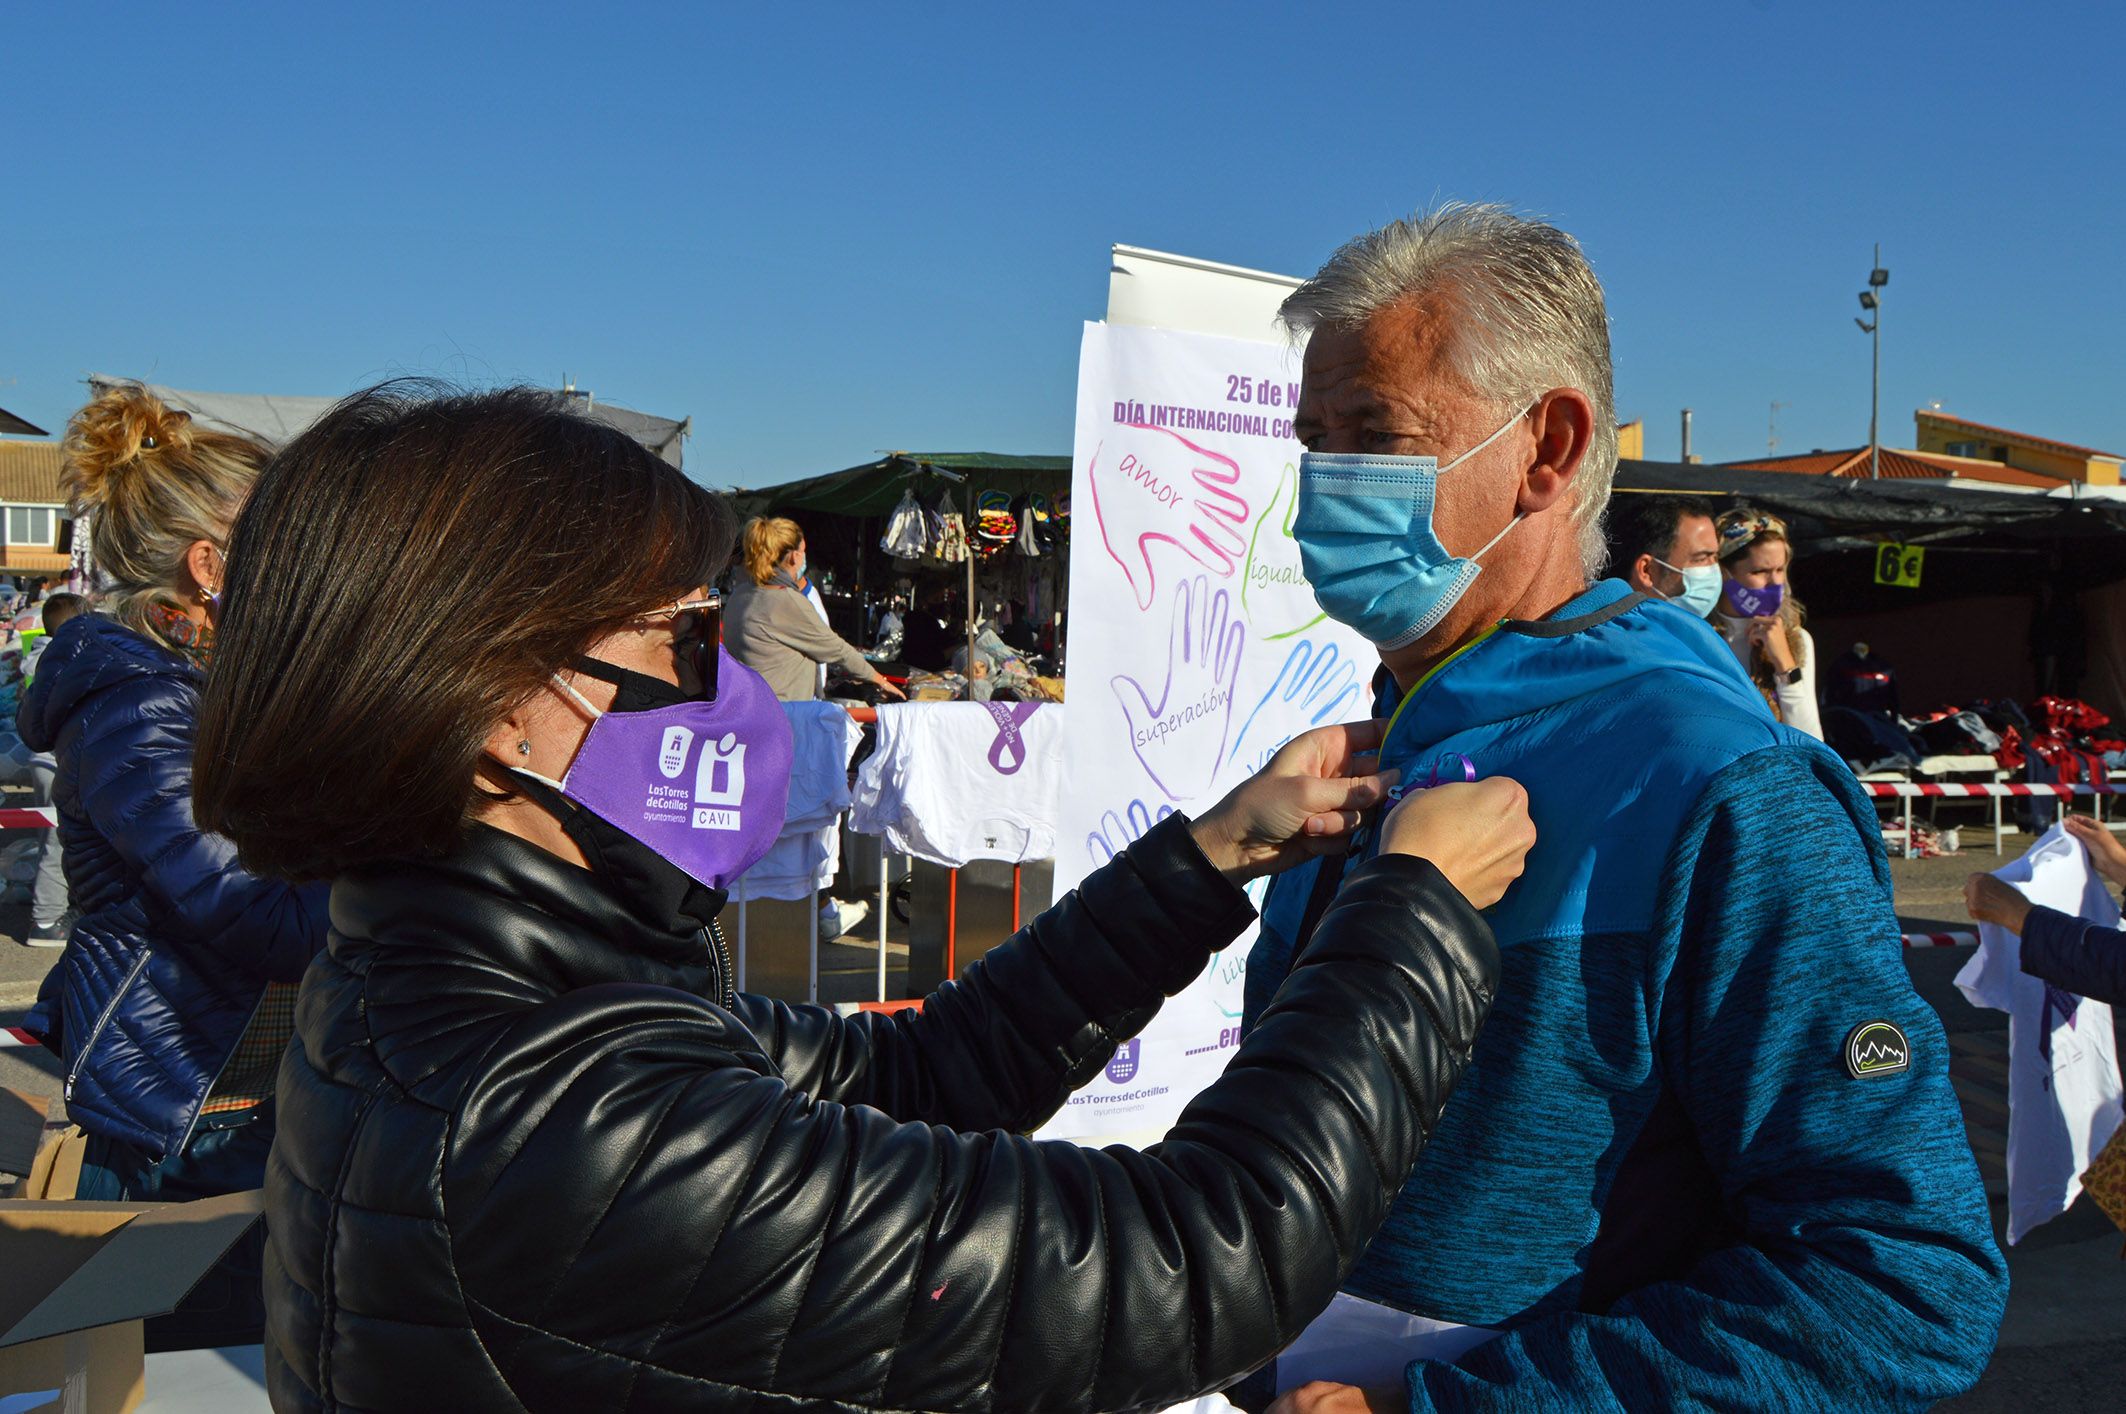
[1854,245,1889,479]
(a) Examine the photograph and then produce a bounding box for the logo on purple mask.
[556,646,793,889]
[981,701,1042,775]
[1723,580,1784,619]
[1105,1038,1142,1084]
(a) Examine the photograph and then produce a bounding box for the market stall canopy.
[84,376,690,467]
[1615,458,2126,554]
[731,452,1070,520]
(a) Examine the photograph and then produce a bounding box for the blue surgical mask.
[1654,560,1723,618]
[1293,404,1534,649]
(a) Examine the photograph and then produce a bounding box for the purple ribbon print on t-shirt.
[981,701,1042,775]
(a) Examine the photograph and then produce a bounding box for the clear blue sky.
[6,1,2122,485]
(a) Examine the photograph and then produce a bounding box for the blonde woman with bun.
[724,515,905,704]
[1712,505,1822,741]
[15,384,329,1350]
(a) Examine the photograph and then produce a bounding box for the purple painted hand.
[1111,574,1246,803]
[1085,796,1176,866]
[1088,423,1250,611]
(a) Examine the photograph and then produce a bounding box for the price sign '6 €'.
[1087,423,1251,611]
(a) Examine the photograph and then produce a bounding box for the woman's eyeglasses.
[638,593,721,699]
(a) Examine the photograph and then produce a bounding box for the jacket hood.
[1381,579,1767,762]
[18,613,198,753]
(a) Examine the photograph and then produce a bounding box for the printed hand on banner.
[1112,574,1247,802]
[1088,423,1251,611]
[1085,796,1177,866]
[1242,461,1328,640]
[1229,636,1365,773]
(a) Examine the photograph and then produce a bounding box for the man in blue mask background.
[1604,494,1722,617]
[1249,205,2005,1413]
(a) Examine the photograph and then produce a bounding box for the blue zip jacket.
[19,613,329,1159]
[1247,581,2006,1411]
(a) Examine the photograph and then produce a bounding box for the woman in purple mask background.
[192,382,1535,1413]
[1713,504,1823,740]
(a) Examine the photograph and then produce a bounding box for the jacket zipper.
[170,987,269,1156]
[64,947,154,1101]
[707,917,736,1009]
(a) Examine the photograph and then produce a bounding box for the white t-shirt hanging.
[850,703,1063,867]
[1954,822,2126,1243]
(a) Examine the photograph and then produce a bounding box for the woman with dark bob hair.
[194,384,1531,1413]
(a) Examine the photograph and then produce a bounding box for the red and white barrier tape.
[0,807,54,829]
[1864,782,2116,798]
[1901,931,1978,949]
[3,1025,42,1047]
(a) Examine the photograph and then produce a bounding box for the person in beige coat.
[725,517,905,704]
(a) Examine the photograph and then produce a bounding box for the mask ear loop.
[549,672,603,719]
[1438,399,1539,472]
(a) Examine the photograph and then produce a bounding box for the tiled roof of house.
[1721,446,2061,487]
[1916,410,2121,461]
[0,442,66,505]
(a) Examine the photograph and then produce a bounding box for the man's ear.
[1517,388,1596,515]
[1630,552,1660,592]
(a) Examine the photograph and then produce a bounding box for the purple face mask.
[545,646,792,890]
[1723,579,1784,619]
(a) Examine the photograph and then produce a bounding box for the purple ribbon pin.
[1388,751,1478,803]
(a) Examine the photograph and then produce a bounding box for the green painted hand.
[1242,461,1328,641]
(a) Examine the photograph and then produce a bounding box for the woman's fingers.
[1295,769,1398,819]
[1280,718,1389,777]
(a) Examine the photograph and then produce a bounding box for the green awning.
[730,452,1071,520]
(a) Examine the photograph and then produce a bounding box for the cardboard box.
[0,1190,264,1414]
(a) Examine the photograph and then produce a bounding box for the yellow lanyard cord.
[1381,621,1506,748]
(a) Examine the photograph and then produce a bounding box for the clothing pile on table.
[849,702,1064,867]
[880,487,1067,563]
[729,702,863,902]
[1823,689,2125,835]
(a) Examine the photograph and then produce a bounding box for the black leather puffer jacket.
[266,813,1497,1412]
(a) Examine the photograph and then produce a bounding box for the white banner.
[1038,321,1376,1145]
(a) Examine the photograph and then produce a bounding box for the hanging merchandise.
[1013,494,1042,557]
[881,488,928,560]
[935,492,970,563]
[919,491,948,559]
[974,490,1017,559]
[1049,493,1071,550]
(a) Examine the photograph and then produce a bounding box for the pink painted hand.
[1088,423,1251,611]
[1111,574,1246,803]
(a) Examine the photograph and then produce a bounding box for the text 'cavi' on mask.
[1292,403,1535,649]
[1722,579,1784,619]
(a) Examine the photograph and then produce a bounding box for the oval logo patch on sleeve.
[1844,1020,1911,1079]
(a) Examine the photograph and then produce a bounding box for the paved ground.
[4,829,2122,1406]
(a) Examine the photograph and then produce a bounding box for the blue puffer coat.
[19,613,329,1160]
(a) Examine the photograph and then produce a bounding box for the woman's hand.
[1188,720,1396,885]
[2064,814,2126,888]
[1378,776,1535,909]
[1748,616,1796,674]
[872,676,908,701]
[1265,1381,1400,1414]
[1965,873,2032,935]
